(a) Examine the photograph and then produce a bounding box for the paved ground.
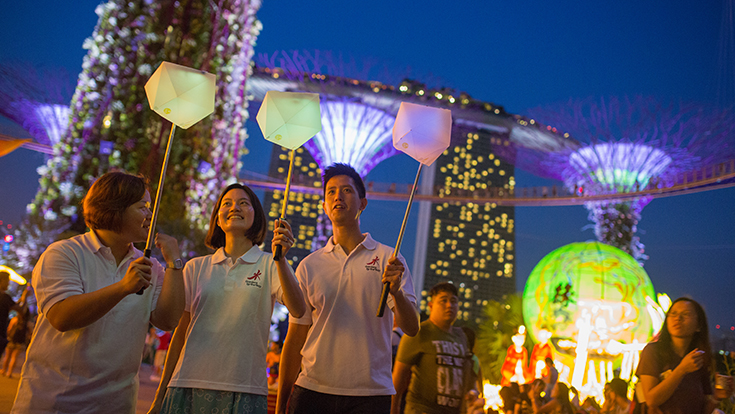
[0,351,159,414]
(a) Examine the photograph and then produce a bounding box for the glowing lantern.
[145,61,216,129]
[256,91,322,260]
[0,265,27,285]
[141,62,216,294]
[377,102,452,316]
[500,326,529,386]
[529,329,553,379]
[522,242,662,395]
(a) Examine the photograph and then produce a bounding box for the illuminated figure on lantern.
[522,241,667,399]
[529,328,553,379]
[501,326,529,386]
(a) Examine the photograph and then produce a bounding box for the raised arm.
[149,233,185,331]
[47,255,154,332]
[277,322,310,414]
[272,219,306,318]
[148,311,190,414]
[639,348,705,408]
[382,257,419,336]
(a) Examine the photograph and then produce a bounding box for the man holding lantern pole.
[277,163,419,414]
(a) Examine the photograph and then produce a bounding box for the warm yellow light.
[0,265,26,285]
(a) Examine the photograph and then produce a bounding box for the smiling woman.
[11,171,186,413]
[147,182,305,414]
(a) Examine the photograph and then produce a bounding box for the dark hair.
[429,282,458,298]
[322,163,366,199]
[607,378,628,399]
[545,357,554,365]
[205,183,266,249]
[531,378,545,389]
[82,172,148,232]
[554,383,575,414]
[0,271,9,282]
[655,297,712,370]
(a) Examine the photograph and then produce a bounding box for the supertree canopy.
[306,99,397,176]
[510,96,735,262]
[522,241,667,398]
[5,0,262,273]
[0,65,72,149]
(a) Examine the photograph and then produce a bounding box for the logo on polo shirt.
[246,269,262,288]
[365,256,381,272]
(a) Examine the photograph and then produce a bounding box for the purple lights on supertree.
[0,65,73,148]
[568,143,672,195]
[516,96,735,263]
[305,99,397,176]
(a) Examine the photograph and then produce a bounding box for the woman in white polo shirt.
[148,183,306,414]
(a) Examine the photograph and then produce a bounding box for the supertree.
[0,64,73,150]
[6,0,262,274]
[508,96,735,262]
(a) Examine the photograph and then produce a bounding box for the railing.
[241,159,735,207]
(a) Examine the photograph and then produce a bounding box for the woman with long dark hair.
[148,183,306,414]
[636,297,732,413]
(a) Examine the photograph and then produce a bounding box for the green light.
[522,242,656,346]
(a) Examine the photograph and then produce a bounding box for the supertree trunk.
[8,0,261,273]
[185,0,262,230]
[586,199,648,263]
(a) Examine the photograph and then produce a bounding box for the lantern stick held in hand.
[256,91,322,261]
[138,61,216,294]
[377,102,451,317]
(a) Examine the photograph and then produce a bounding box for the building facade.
[413,128,516,324]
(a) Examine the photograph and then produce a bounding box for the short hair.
[531,378,545,389]
[0,271,9,282]
[429,282,458,299]
[607,378,628,398]
[82,171,148,232]
[545,357,554,365]
[322,163,366,199]
[205,183,266,249]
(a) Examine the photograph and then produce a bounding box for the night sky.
[1,1,734,335]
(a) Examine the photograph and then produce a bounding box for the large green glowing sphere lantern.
[522,242,657,354]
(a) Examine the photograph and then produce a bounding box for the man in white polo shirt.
[277,163,420,414]
[12,171,185,414]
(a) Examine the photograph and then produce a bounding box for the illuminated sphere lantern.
[522,241,664,395]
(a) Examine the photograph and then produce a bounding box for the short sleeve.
[636,342,661,379]
[395,329,423,366]
[32,245,85,315]
[149,258,165,311]
[268,258,284,304]
[288,263,312,326]
[182,260,196,313]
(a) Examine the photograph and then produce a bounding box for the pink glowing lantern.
[377,102,452,317]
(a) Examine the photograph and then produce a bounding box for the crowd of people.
[0,164,733,414]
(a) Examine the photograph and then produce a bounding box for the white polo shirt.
[12,230,165,414]
[291,233,417,396]
[167,245,283,395]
